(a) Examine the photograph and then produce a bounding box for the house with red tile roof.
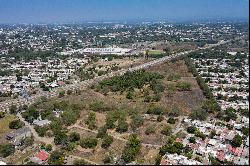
[36,150,49,161]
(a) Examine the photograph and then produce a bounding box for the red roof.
[36,150,49,161]
[217,150,225,161]
[234,147,242,156]
[175,138,182,142]
[160,159,169,165]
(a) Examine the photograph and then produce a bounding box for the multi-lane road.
[0,39,232,112]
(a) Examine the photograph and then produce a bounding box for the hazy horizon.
[0,0,249,24]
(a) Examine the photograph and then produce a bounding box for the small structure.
[30,150,49,164]
[5,127,32,146]
[33,119,51,127]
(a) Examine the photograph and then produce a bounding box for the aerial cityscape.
[0,0,249,165]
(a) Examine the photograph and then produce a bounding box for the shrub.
[145,125,156,135]
[101,135,113,149]
[167,117,176,124]
[116,119,128,133]
[121,135,141,163]
[97,126,107,138]
[176,81,191,91]
[80,137,98,149]
[147,105,165,115]
[9,119,24,129]
[0,143,15,157]
[161,125,172,136]
[69,132,80,142]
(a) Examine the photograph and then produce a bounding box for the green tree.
[85,112,96,130]
[69,132,80,142]
[9,105,17,114]
[58,90,65,98]
[161,125,172,136]
[116,119,129,133]
[0,143,15,157]
[74,159,88,165]
[189,137,196,144]
[231,134,243,147]
[101,135,113,149]
[9,119,24,129]
[48,150,65,165]
[97,126,107,138]
[80,137,98,149]
[121,135,141,163]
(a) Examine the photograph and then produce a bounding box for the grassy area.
[0,114,15,135]
[148,50,164,55]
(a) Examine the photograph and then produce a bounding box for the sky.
[0,0,248,24]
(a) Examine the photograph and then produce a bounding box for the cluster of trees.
[189,109,208,121]
[121,135,141,163]
[0,143,15,158]
[216,107,237,122]
[146,105,165,115]
[89,101,110,112]
[80,137,98,149]
[48,150,65,165]
[186,126,206,140]
[97,70,164,100]
[9,119,24,129]
[184,56,214,99]
[159,137,184,156]
[22,105,39,123]
[231,134,243,147]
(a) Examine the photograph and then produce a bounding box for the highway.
[0,39,232,112]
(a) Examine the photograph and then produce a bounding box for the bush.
[101,135,113,149]
[85,112,96,130]
[80,137,98,149]
[116,119,129,133]
[34,126,47,137]
[187,126,197,134]
[97,126,107,138]
[145,125,155,135]
[167,117,176,124]
[161,125,172,136]
[89,101,110,112]
[48,150,65,165]
[126,91,133,99]
[0,112,6,118]
[69,132,80,142]
[147,105,165,115]
[231,134,243,147]
[189,109,208,121]
[157,114,164,122]
[46,144,53,151]
[0,143,15,157]
[130,113,144,130]
[176,81,191,91]
[195,131,206,140]
[58,90,65,98]
[189,137,196,143]
[168,106,181,117]
[74,159,88,165]
[9,119,24,129]
[121,135,141,163]
[9,105,17,114]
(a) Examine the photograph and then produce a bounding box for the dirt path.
[68,124,161,149]
[16,113,54,147]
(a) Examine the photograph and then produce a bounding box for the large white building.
[59,47,132,55]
